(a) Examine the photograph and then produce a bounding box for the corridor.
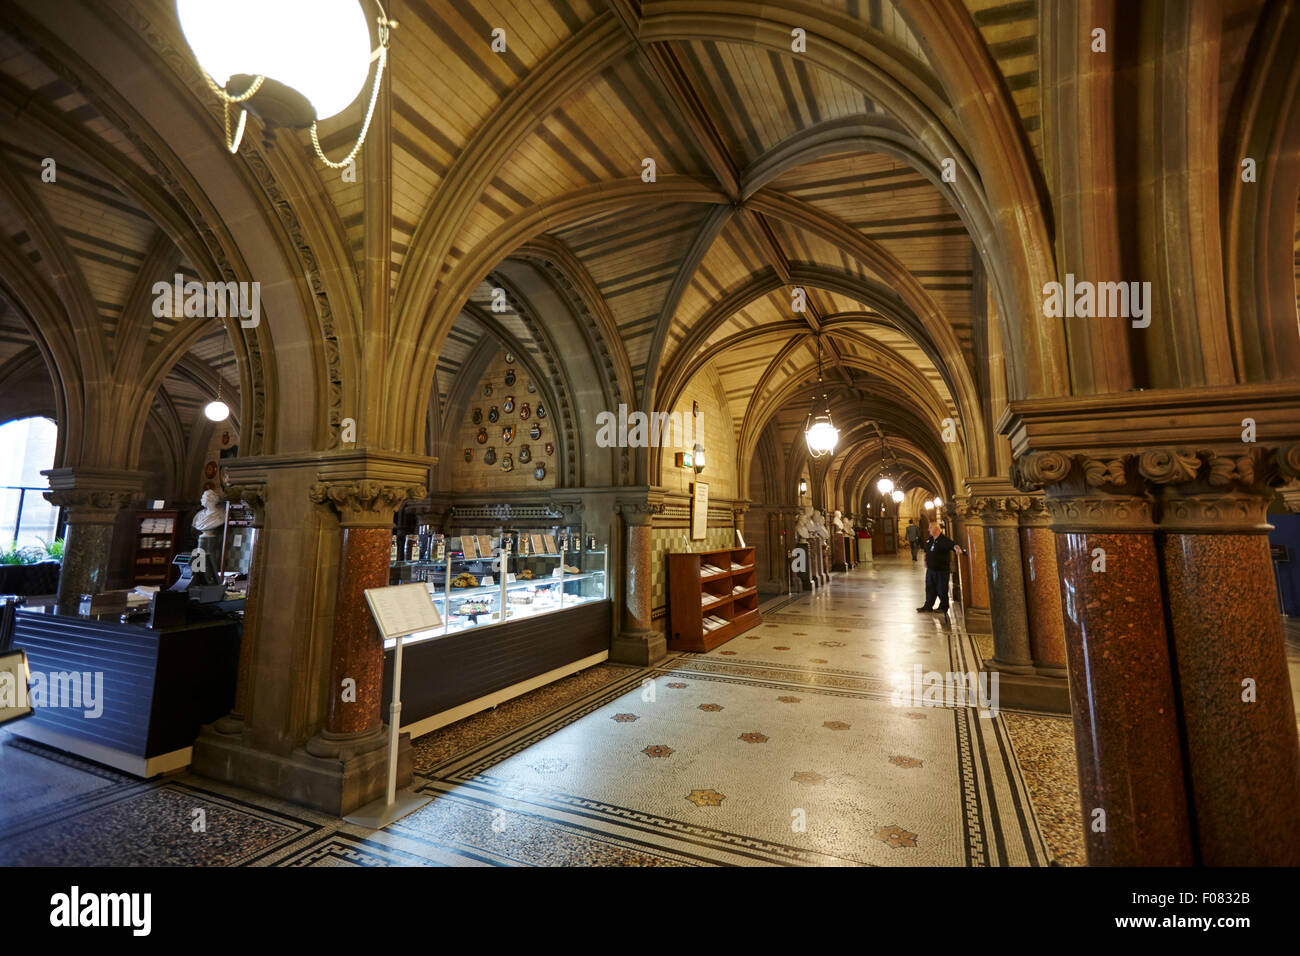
[0,558,1080,867]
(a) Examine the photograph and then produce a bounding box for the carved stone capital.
[1010,451,1072,491]
[43,489,138,524]
[1017,494,1053,527]
[41,467,145,524]
[223,482,269,522]
[969,494,1034,525]
[1278,443,1300,481]
[1044,494,1157,532]
[309,480,426,527]
[616,495,667,526]
[1156,489,1272,533]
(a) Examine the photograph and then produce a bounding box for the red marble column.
[1019,498,1068,677]
[324,525,392,736]
[956,497,991,632]
[1052,498,1194,865]
[611,499,666,665]
[1159,489,1300,865]
[306,480,420,757]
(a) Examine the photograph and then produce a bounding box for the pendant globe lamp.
[176,0,396,168]
[803,337,838,458]
[204,326,232,423]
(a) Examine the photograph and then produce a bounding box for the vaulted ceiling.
[0,0,1295,503]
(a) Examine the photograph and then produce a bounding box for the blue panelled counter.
[10,607,240,777]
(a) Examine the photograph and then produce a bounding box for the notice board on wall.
[691,481,708,541]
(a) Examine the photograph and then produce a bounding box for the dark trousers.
[909,541,919,560]
[923,568,950,610]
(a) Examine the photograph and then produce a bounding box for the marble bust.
[832,509,847,533]
[795,505,816,541]
[193,489,225,534]
[812,510,829,539]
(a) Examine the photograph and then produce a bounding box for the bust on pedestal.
[193,489,225,579]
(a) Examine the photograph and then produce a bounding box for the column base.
[964,607,992,633]
[304,725,389,760]
[211,712,245,736]
[191,725,413,817]
[611,627,667,666]
[990,671,1072,715]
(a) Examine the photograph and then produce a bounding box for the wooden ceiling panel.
[966,0,1042,165]
[670,39,879,170]
[809,1,931,65]
[550,202,712,380]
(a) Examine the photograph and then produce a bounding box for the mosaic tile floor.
[1,558,1089,866]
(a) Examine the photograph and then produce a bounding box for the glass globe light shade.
[876,476,894,495]
[933,497,944,508]
[891,490,904,503]
[924,500,935,510]
[176,0,374,121]
[805,418,838,456]
[204,399,231,422]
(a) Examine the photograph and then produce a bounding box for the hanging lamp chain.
[197,2,397,165]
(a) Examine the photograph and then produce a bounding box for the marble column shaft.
[307,479,424,753]
[611,498,666,665]
[623,517,654,634]
[54,520,116,615]
[956,499,991,630]
[1054,516,1196,864]
[975,498,1034,673]
[42,471,143,616]
[1019,500,1068,676]
[1159,488,1300,865]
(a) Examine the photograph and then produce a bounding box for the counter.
[10,608,240,776]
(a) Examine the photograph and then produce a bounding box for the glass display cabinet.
[384,526,607,649]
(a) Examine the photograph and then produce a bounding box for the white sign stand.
[345,583,439,829]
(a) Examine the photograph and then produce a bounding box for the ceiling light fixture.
[176,0,396,168]
[204,324,232,422]
[891,490,904,504]
[803,337,838,458]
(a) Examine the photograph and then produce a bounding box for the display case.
[385,528,607,648]
[380,521,612,738]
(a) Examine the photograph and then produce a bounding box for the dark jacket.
[923,534,958,571]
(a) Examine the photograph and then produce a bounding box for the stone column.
[611,496,666,665]
[1017,451,1195,865]
[212,482,268,736]
[955,493,991,632]
[969,490,1035,675]
[1019,495,1069,679]
[1151,448,1300,865]
[42,467,144,615]
[306,479,425,757]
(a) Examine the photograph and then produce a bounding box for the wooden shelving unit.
[131,510,180,586]
[667,546,761,652]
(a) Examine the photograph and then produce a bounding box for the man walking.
[904,519,920,561]
[917,521,963,615]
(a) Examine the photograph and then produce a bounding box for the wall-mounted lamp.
[692,442,706,474]
[924,500,935,510]
[891,490,904,504]
[798,479,808,495]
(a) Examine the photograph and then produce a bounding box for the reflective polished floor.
[1,555,1093,866]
